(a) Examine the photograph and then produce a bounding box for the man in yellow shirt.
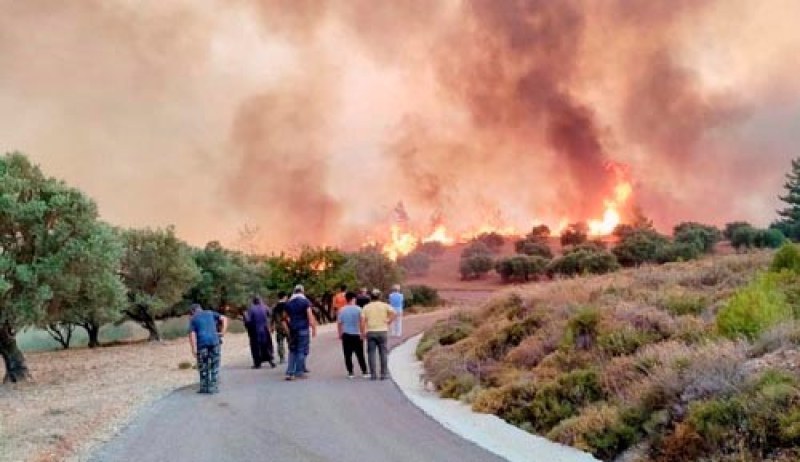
[361,289,397,380]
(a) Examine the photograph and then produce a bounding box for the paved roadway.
[91,311,505,462]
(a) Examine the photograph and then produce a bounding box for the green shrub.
[731,225,758,250]
[613,230,670,266]
[416,315,474,359]
[459,254,494,280]
[673,222,722,253]
[397,251,432,276]
[598,328,659,356]
[495,255,549,282]
[655,241,702,263]
[770,243,800,274]
[757,228,787,249]
[548,405,639,460]
[561,223,589,247]
[416,241,445,257]
[515,239,554,258]
[565,308,600,349]
[406,284,441,307]
[717,273,792,339]
[473,232,505,252]
[440,373,479,399]
[524,369,605,433]
[461,241,492,259]
[724,221,753,240]
[482,316,541,359]
[659,292,708,316]
[547,249,619,277]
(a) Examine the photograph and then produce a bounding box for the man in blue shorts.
[188,303,228,394]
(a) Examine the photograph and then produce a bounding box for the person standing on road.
[355,287,371,308]
[244,297,275,369]
[332,284,348,317]
[337,291,369,379]
[188,303,228,394]
[272,291,289,364]
[389,285,405,338]
[361,289,396,380]
[283,285,317,381]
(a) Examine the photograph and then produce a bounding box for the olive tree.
[0,153,108,381]
[120,227,200,341]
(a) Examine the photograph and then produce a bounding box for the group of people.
[186,284,405,393]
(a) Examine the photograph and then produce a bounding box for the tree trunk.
[45,323,74,349]
[82,323,101,348]
[125,305,161,342]
[142,315,161,342]
[0,323,30,383]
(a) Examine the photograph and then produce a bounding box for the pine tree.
[774,158,800,240]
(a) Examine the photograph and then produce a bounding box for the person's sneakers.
[362,374,370,379]
[197,389,209,394]
[370,376,377,381]
[304,368,311,373]
[380,375,389,381]
[347,374,354,379]
[285,375,294,381]
[268,361,276,368]
[251,365,261,369]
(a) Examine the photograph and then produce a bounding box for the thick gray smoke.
[0,0,798,250]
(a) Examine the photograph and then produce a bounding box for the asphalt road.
[90,311,505,462]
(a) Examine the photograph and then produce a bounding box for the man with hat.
[283,284,317,380]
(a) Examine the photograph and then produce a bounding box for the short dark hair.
[252,297,261,305]
[345,291,356,302]
[370,291,380,301]
[340,284,347,291]
[277,290,287,299]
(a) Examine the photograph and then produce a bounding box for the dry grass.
[0,333,249,462]
[418,250,800,461]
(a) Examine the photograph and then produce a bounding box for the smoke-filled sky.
[1,0,799,251]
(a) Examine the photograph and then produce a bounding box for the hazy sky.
[1,0,798,251]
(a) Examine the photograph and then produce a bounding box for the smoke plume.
[1,0,798,250]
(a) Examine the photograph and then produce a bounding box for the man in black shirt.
[355,287,370,308]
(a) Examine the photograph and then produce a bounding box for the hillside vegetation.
[419,250,800,461]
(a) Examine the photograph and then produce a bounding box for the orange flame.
[423,225,455,245]
[382,225,418,261]
[588,163,633,236]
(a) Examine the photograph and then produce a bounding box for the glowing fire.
[382,225,418,261]
[588,163,633,236]
[423,225,455,245]
[377,162,633,259]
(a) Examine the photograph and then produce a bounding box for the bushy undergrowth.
[419,251,800,461]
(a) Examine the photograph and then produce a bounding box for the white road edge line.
[389,333,601,462]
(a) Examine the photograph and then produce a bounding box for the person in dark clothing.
[272,291,289,364]
[355,287,370,308]
[283,285,317,381]
[188,303,228,394]
[337,291,369,378]
[244,297,275,369]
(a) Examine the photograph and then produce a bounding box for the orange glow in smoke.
[588,163,633,236]
[382,225,418,261]
[423,225,455,245]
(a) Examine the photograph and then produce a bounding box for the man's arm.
[219,315,229,336]
[189,331,197,356]
[387,307,397,326]
[337,315,343,339]
[359,312,366,339]
[307,306,318,338]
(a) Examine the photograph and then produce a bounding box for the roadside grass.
[418,250,800,461]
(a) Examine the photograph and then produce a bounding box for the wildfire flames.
[379,163,634,260]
